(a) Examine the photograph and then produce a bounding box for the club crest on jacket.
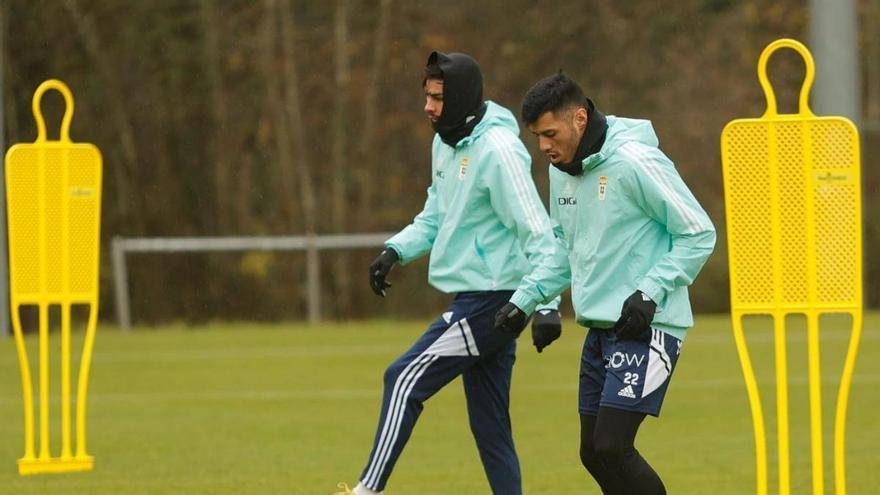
[458,157,469,180]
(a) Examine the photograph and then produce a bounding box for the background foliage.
[4,0,879,324]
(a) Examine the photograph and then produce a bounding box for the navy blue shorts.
[579,327,682,417]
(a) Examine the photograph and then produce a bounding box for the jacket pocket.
[473,237,495,284]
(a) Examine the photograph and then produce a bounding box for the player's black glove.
[531,309,562,353]
[368,248,399,297]
[494,302,529,334]
[613,291,656,341]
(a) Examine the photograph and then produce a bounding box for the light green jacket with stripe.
[385,101,569,315]
[548,116,716,340]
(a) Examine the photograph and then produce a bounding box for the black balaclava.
[553,98,608,176]
[424,51,488,147]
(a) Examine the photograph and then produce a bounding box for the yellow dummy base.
[18,455,94,475]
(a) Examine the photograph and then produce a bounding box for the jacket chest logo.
[458,157,469,180]
[598,176,607,201]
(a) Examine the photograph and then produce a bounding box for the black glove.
[494,302,529,334]
[531,309,562,353]
[368,248,399,297]
[613,291,656,341]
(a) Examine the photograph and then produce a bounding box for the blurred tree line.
[3,0,879,325]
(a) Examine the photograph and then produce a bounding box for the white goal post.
[110,233,395,331]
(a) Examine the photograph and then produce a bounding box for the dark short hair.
[521,72,586,124]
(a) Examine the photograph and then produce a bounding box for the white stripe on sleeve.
[625,144,705,234]
[485,129,545,234]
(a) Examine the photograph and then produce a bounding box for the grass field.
[0,312,878,494]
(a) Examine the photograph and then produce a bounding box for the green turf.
[0,312,878,494]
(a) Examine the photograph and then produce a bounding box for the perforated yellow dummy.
[721,39,862,495]
[5,79,103,475]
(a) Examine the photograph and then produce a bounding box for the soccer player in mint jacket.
[521,73,716,494]
[342,52,569,495]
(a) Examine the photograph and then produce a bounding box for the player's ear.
[574,107,588,132]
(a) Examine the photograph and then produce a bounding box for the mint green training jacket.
[385,101,568,315]
[549,116,716,340]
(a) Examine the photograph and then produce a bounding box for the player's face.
[424,78,443,123]
[527,107,587,164]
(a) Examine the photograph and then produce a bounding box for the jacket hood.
[452,100,519,147]
[581,116,659,171]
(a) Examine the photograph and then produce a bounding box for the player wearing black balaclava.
[342,50,570,495]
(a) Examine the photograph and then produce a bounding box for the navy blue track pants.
[359,291,521,494]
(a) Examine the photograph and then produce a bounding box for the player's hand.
[494,302,529,334]
[613,291,656,341]
[531,309,562,353]
[368,248,399,297]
